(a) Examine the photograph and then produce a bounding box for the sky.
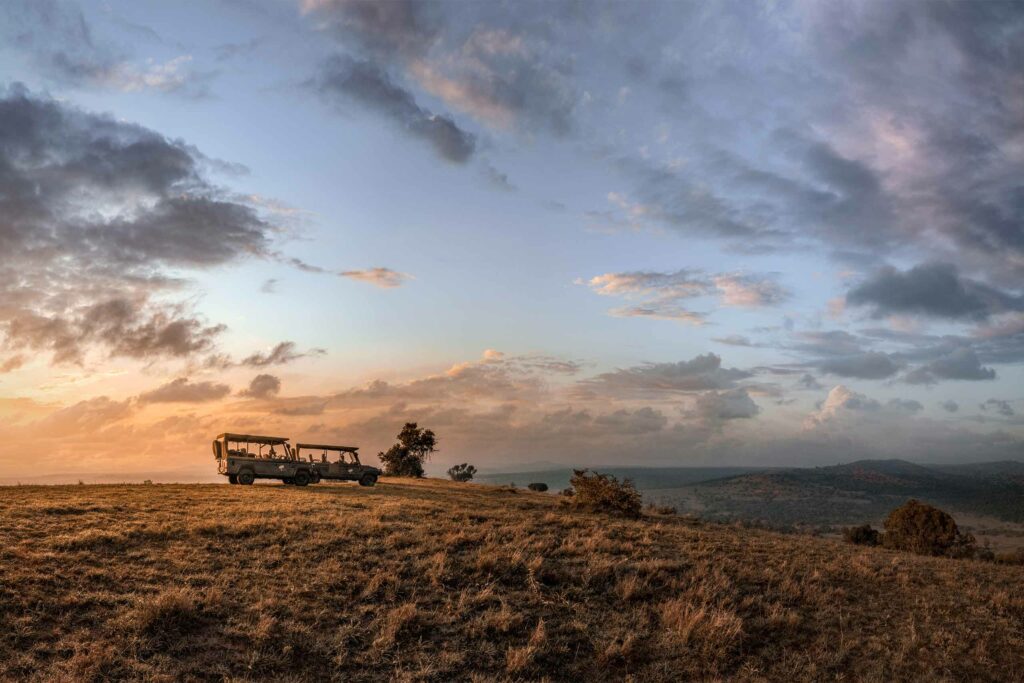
[1,0,1023,481]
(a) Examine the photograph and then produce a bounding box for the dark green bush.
[527,482,548,492]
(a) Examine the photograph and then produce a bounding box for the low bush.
[842,523,880,546]
[527,483,548,492]
[568,469,642,518]
[883,499,976,558]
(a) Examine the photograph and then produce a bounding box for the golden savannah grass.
[1,478,1023,681]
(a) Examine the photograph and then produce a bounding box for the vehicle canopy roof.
[295,442,359,452]
[216,433,290,445]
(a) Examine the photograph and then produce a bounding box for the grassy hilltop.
[1,479,1023,681]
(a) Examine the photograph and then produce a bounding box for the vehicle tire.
[293,470,311,487]
[228,474,238,485]
[237,470,255,486]
[359,474,377,487]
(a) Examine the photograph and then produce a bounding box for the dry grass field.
[1,479,1023,682]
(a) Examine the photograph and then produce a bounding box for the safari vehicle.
[296,443,380,487]
[213,433,319,486]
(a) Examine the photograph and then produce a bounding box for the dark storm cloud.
[138,377,231,403]
[312,55,476,163]
[818,352,900,380]
[239,374,282,399]
[847,263,1024,321]
[0,87,276,366]
[903,348,996,385]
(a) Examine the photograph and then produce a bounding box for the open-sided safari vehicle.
[297,443,380,487]
[213,433,320,486]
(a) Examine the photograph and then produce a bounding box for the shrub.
[842,523,880,546]
[646,503,677,516]
[447,463,477,482]
[527,482,549,492]
[379,423,437,478]
[568,469,642,518]
[882,499,976,558]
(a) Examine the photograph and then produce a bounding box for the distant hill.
[689,459,1024,528]
[476,466,769,493]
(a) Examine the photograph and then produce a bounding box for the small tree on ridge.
[378,422,437,478]
[447,463,476,482]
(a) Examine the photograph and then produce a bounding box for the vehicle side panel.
[222,456,315,481]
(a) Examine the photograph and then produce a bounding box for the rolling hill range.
[687,459,1024,529]
[2,479,1023,680]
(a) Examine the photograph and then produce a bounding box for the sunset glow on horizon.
[1,0,1023,482]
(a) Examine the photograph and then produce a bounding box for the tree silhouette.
[378,422,437,478]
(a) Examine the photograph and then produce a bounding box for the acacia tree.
[378,422,437,478]
[447,463,477,482]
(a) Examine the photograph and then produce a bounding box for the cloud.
[272,401,327,416]
[693,388,760,422]
[981,399,1015,418]
[312,55,475,163]
[584,269,787,325]
[712,335,756,347]
[340,267,412,288]
[940,400,959,413]
[0,87,280,367]
[578,353,752,399]
[239,374,281,399]
[847,263,1023,321]
[138,378,231,404]
[302,1,577,135]
[241,342,326,368]
[2,1,212,97]
[712,274,789,307]
[903,348,996,384]
[805,385,921,428]
[819,352,900,379]
[797,373,823,390]
[33,396,135,437]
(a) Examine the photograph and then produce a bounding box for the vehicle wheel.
[228,474,238,485]
[237,470,255,486]
[359,474,377,487]
[293,471,311,487]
